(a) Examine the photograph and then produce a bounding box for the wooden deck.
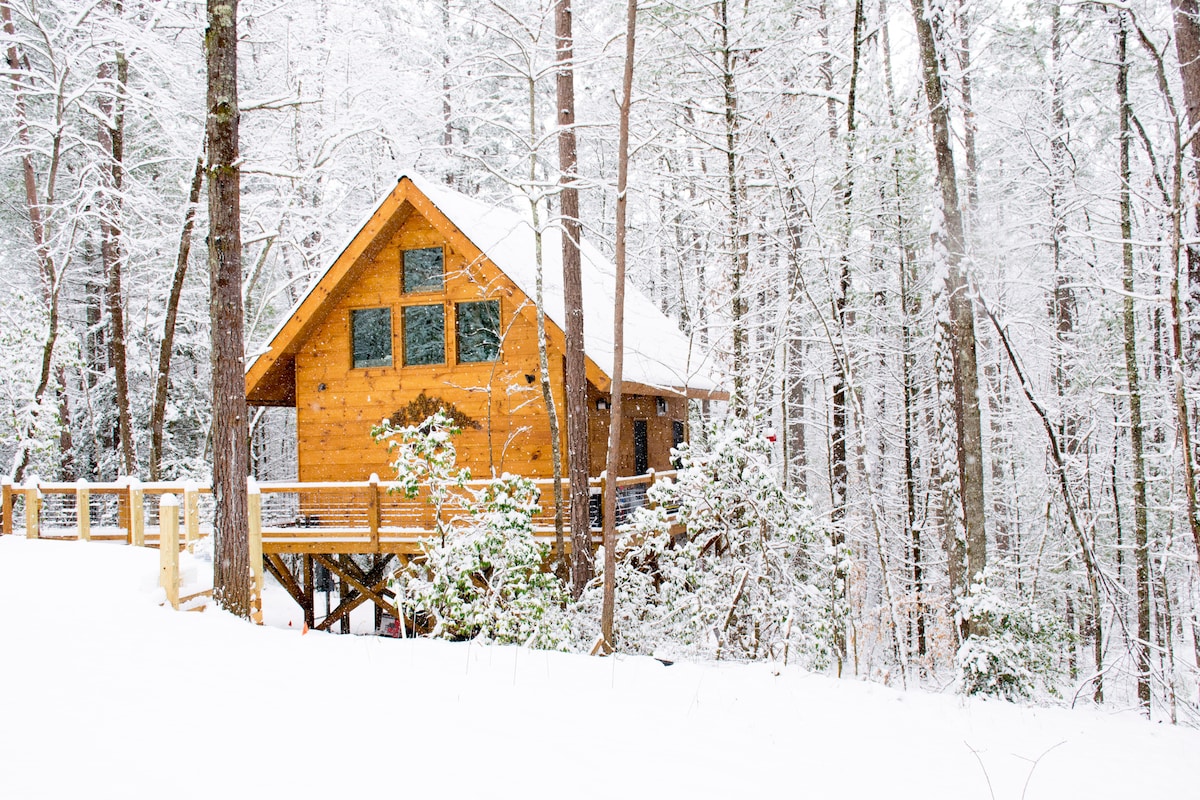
[1,471,671,633]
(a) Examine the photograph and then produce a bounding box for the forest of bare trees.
[2,0,1199,721]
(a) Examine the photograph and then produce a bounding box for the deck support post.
[2,478,12,535]
[183,482,200,547]
[159,494,180,609]
[24,481,39,540]
[77,480,90,542]
[248,478,263,624]
[129,479,145,547]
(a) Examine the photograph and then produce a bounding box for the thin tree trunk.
[98,45,135,477]
[207,0,251,618]
[1117,14,1152,716]
[556,0,592,597]
[601,0,638,652]
[149,155,205,481]
[717,0,749,417]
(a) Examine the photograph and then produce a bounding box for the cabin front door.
[633,419,648,475]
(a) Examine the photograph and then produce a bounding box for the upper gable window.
[403,247,444,293]
[351,307,392,369]
[457,300,501,363]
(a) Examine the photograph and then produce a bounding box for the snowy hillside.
[0,537,1194,800]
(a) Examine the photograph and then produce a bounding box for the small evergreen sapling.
[956,570,1071,700]
[580,418,834,666]
[372,409,468,544]
[374,411,569,648]
[394,474,571,648]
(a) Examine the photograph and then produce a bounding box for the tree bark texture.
[207,0,251,618]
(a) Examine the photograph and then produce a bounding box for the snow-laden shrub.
[580,418,834,666]
[395,474,571,649]
[957,571,1070,700]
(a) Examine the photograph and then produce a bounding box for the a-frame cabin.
[245,175,723,484]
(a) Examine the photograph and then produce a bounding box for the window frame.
[349,306,394,370]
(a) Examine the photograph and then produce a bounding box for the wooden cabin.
[244,175,723,484]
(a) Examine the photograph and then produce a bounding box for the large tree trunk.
[908,0,987,632]
[149,156,205,481]
[601,0,638,652]
[1172,0,1200,366]
[555,0,592,597]
[207,0,251,618]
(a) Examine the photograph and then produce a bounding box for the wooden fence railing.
[1,470,672,556]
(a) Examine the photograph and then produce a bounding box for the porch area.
[1,470,672,633]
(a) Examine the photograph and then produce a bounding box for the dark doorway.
[634,419,649,475]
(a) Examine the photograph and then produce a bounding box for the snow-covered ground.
[1,537,1195,800]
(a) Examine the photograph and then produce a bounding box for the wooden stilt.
[302,554,315,628]
[338,554,350,634]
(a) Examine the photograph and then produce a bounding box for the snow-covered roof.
[245,174,724,404]
[408,174,721,394]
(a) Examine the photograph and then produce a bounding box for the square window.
[351,307,392,369]
[403,248,444,293]
[403,304,445,365]
[456,300,501,363]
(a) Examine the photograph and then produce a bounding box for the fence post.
[129,479,145,547]
[24,479,40,540]
[159,494,180,609]
[368,472,381,552]
[248,477,263,625]
[646,468,657,511]
[2,478,12,535]
[77,479,91,542]
[183,481,199,547]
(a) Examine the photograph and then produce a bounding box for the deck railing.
[0,470,673,555]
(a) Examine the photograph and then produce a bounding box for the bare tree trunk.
[821,0,864,676]
[714,0,749,417]
[601,0,638,652]
[908,0,987,631]
[1117,14,1151,716]
[149,155,204,481]
[207,0,251,618]
[98,47,135,476]
[555,0,592,597]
